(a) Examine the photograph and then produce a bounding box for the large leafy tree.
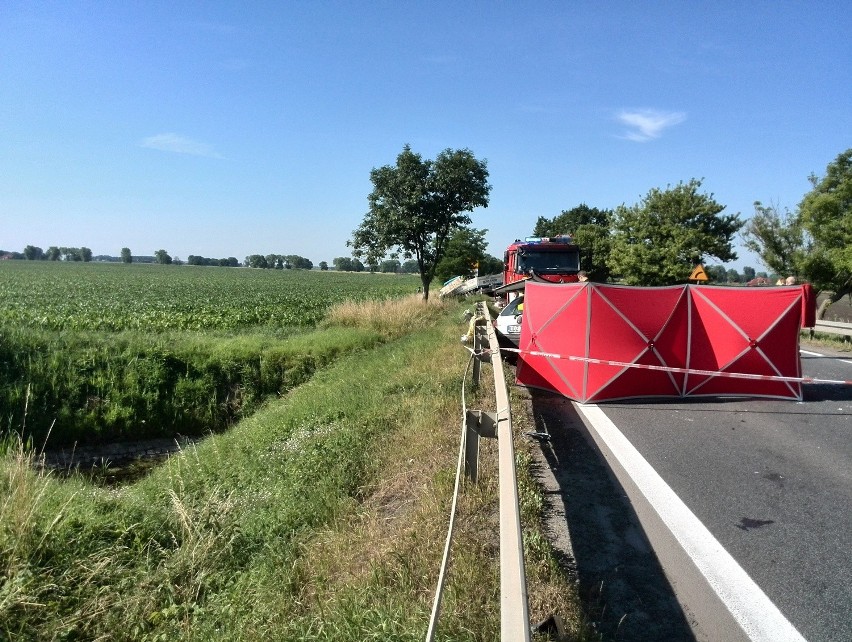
[284,255,313,270]
[533,204,613,282]
[23,245,44,260]
[741,201,803,277]
[743,149,852,317]
[349,145,491,300]
[798,149,852,312]
[380,259,401,273]
[706,264,728,283]
[333,256,353,271]
[609,179,742,286]
[120,247,133,263]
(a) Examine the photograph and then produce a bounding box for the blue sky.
[2,1,850,271]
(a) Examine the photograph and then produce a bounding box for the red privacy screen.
[515,282,814,402]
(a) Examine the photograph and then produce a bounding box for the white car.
[494,295,524,346]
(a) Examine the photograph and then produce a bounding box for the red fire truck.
[491,234,582,344]
[500,235,581,295]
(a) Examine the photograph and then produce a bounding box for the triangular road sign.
[689,264,709,281]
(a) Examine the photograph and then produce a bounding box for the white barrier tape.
[501,347,852,386]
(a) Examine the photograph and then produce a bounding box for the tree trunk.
[421,274,430,301]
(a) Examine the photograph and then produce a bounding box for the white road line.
[575,404,807,642]
[801,348,852,366]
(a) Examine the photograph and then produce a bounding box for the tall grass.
[322,293,448,339]
[1,298,587,640]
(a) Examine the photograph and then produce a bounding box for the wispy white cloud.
[616,109,686,142]
[140,133,223,158]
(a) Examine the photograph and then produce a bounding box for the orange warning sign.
[689,264,709,282]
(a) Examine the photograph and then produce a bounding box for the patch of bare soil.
[518,386,697,641]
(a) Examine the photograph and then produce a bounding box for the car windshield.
[500,297,524,317]
[517,249,580,273]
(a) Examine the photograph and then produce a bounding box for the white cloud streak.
[140,133,223,158]
[616,109,686,142]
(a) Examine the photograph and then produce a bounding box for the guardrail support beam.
[465,410,497,482]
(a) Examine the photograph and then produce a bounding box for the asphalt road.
[588,344,852,640]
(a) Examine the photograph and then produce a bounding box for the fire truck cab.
[502,235,581,290]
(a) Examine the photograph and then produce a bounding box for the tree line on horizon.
[2,247,316,270]
[1,242,501,277]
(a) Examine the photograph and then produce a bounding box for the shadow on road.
[527,389,697,641]
[803,382,852,403]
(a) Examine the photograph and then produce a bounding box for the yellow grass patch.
[323,293,449,339]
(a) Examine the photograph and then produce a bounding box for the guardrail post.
[472,324,484,385]
[464,410,497,482]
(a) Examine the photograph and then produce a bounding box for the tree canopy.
[349,145,490,299]
[744,148,852,315]
[433,227,500,284]
[332,257,365,272]
[533,204,614,282]
[798,149,852,303]
[608,179,742,286]
[741,202,803,277]
[23,245,44,260]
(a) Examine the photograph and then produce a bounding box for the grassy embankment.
[1,296,590,641]
[2,323,387,446]
[0,263,421,447]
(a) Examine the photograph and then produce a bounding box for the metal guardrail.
[470,301,531,641]
[810,320,852,339]
[426,302,530,642]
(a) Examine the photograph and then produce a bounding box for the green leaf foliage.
[798,148,852,298]
[533,204,614,282]
[350,145,491,299]
[433,226,499,283]
[609,179,742,286]
[741,201,804,277]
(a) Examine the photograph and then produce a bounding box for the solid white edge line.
[575,404,806,642]
[801,349,852,367]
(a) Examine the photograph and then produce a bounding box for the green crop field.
[0,261,420,332]
[0,261,423,445]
